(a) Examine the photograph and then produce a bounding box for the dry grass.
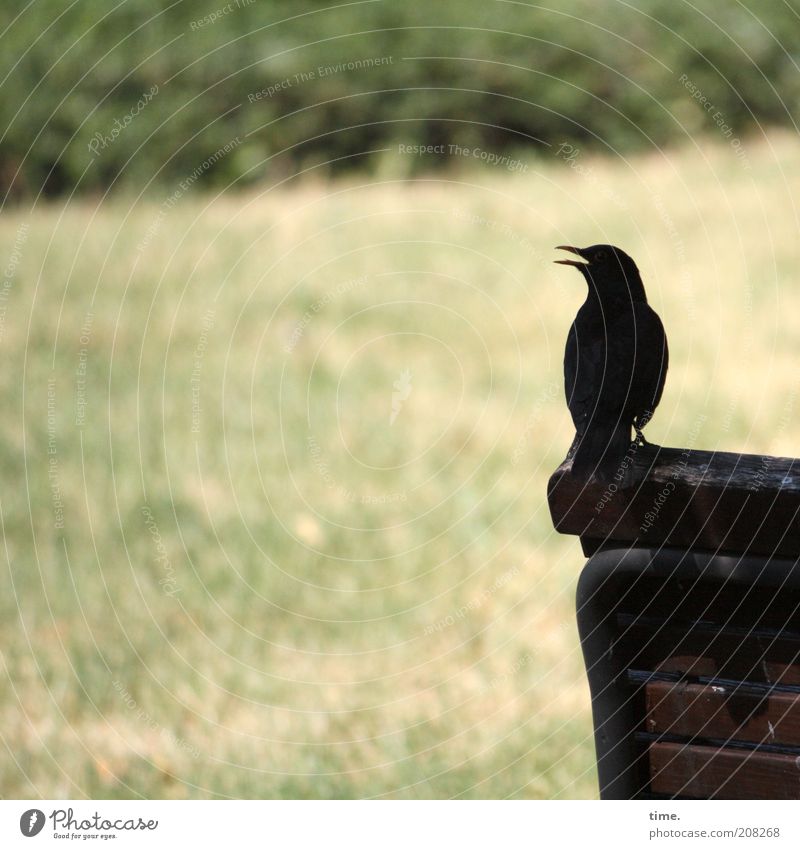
[2,132,799,798]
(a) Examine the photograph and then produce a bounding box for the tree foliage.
[1,0,797,197]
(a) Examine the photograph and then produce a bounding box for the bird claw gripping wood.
[634,410,654,446]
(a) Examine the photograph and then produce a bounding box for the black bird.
[555,244,668,482]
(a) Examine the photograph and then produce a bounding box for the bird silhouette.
[555,244,668,482]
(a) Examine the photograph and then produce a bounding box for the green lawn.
[2,133,799,798]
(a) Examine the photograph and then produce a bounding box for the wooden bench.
[548,446,800,799]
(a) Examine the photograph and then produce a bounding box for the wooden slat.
[629,669,800,697]
[618,613,800,644]
[619,621,800,686]
[547,445,800,558]
[655,655,717,678]
[649,741,800,799]
[655,654,800,685]
[645,680,800,746]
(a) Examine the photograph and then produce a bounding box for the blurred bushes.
[0,0,797,197]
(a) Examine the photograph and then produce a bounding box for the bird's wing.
[631,303,669,415]
[566,303,668,434]
[565,320,604,432]
[594,313,638,416]
[577,309,648,420]
[568,312,636,477]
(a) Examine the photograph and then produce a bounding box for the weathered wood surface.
[652,645,800,686]
[548,445,800,558]
[645,680,800,747]
[621,617,800,685]
[648,741,800,799]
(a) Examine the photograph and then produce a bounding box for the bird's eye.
[595,250,607,262]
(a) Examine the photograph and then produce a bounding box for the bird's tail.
[570,422,631,484]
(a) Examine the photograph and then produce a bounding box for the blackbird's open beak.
[554,245,589,267]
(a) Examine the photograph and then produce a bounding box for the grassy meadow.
[2,133,800,799]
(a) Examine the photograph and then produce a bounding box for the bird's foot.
[634,428,649,448]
